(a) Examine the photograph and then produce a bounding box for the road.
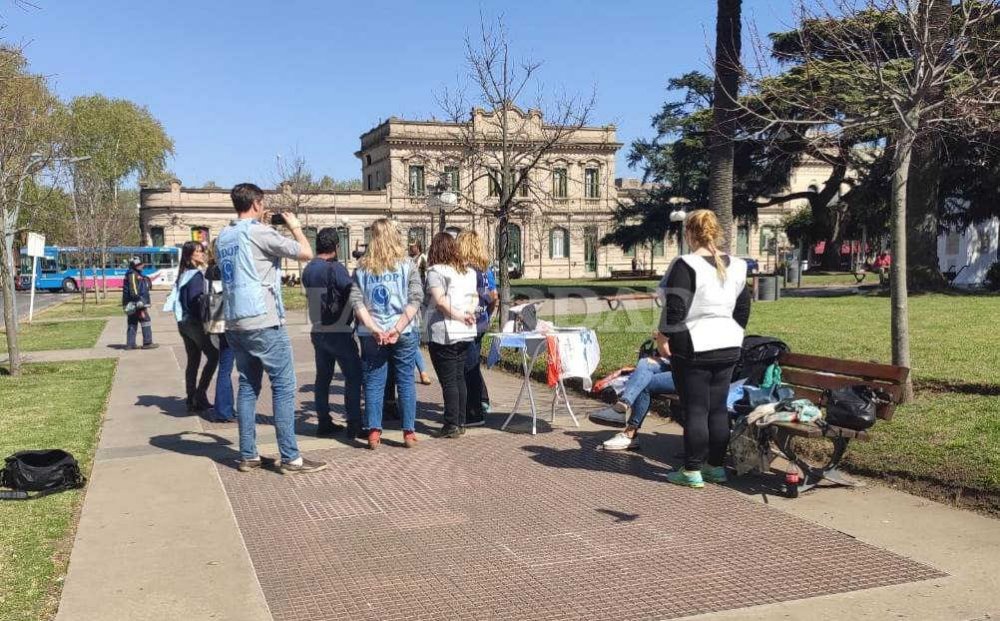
[0,291,65,326]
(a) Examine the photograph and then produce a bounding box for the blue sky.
[4,0,795,188]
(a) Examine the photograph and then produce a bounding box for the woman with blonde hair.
[348,218,424,449]
[456,230,497,426]
[656,209,751,488]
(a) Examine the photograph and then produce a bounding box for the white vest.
[679,254,747,352]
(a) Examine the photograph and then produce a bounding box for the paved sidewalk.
[45,302,1000,620]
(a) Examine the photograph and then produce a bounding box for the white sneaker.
[590,406,626,424]
[602,432,639,451]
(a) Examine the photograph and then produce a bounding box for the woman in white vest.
[349,219,424,450]
[656,209,751,488]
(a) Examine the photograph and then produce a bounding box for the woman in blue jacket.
[166,241,219,413]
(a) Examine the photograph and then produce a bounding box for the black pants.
[672,356,737,471]
[178,320,219,407]
[464,335,490,418]
[429,341,469,428]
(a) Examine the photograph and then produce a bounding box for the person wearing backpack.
[302,227,362,438]
[122,257,157,350]
[218,183,324,475]
[164,241,218,414]
[205,240,234,422]
[657,209,751,489]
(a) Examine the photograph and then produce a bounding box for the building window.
[364,226,372,246]
[549,227,569,259]
[366,154,372,165]
[303,226,317,253]
[552,168,568,198]
[584,226,598,272]
[367,174,372,191]
[190,226,210,245]
[444,166,460,192]
[409,165,425,196]
[337,227,350,257]
[408,227,426,250]
[759,226,778,254]
[652,236,665,257]
[736,225,750,255]
[945,230,960,255]
[517,169,530,197]
[584,168,600,198]
[488,169,501,197]
[150,226,165,247]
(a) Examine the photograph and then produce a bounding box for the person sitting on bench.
[593,352,676,451]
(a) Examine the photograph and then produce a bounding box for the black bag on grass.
[0,450,85,500]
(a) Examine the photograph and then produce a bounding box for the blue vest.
[216,219,285,322]
[354,260,411,336]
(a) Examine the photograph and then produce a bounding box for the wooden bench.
[768,352,908,496]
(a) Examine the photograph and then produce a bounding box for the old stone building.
[140,107,829,278]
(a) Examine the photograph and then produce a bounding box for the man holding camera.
[122,256,157,350]
[218,183,325,475]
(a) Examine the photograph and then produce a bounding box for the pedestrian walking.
[657,209,751,488]
[302,227,362,438]
[164,241,219,414]
[425,232,478,438]
[349,218,423,450]
[217,183,325,475]
[122,257,157,350]
[456,230,497,426]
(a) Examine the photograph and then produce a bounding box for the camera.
[351,242,367,261]
[271,213,286,227]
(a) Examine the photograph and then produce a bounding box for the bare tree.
[739,0,1000,400]
[437,15,598,321]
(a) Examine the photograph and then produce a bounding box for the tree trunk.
[905,0,951,292]
[708,0,742,252]
[0,234,21,376]
[891,117,916,402]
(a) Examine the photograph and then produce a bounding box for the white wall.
[938,217,999,287]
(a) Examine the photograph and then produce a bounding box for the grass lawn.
[525,293,1000,495]
[0,320,107,353]
[282,286,306,311]
[0,359,117,621]
[36,299,126,320]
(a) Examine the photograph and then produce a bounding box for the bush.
[985,262,1000,291]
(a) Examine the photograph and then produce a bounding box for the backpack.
[0,450,85,500]
[733,335,790,384]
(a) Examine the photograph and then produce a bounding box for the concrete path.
[41,300,1000,620]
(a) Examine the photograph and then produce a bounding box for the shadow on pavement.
[149,431,242,470]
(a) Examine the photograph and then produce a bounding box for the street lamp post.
[428,173,458,233]
[669,208,687,254]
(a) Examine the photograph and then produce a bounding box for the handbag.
[824,385,891,430]
[202,279,226,334]
[0,450,85,500]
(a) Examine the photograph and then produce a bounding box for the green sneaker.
[701,465,728,483]
[666,469,705,488]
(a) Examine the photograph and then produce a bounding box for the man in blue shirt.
[301,227,362,438]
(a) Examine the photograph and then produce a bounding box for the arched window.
[549,227,569,259]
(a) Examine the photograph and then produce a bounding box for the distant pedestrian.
[121,256,157,350]
[302,227,362,438]
[657,209,751,488]
[425,232,478,438]
[205,240,235,422]
[408,241,432,385]
[456,230,497,426]
[350,218,423,450]
[164,241,218,414]
[218,183,325,474]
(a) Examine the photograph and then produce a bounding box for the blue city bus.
[18,246,181,293]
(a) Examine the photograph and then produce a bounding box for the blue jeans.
[360,333,416,432]
[215,334,235,420]
[227,327,299,462]
[311,332,362,426]
[410,331,428,374]
[620,357,676,428]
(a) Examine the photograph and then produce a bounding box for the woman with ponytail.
[656,209,751,488]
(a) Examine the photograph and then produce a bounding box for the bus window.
[41,258,58,273]
[153,252,175,268]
